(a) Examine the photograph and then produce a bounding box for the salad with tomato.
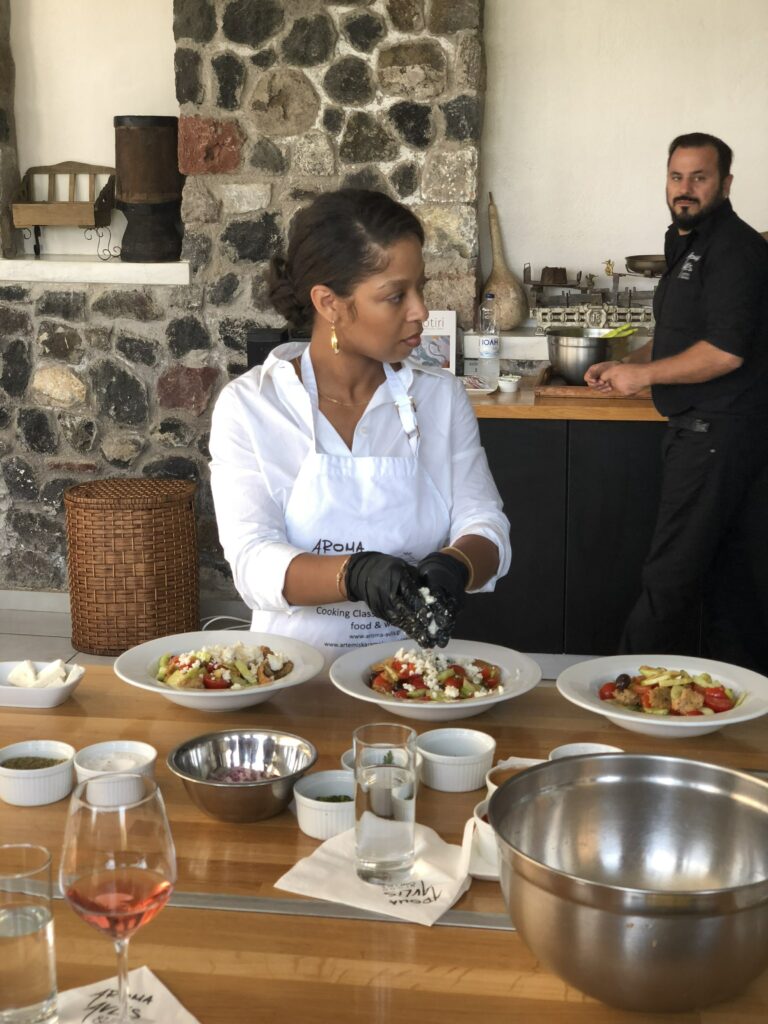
[368,648,503,702]
[155,643,293,691]
[598,665,745,716]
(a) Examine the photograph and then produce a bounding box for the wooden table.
[3,666,768,1023]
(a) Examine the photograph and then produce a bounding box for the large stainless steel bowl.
[545,328,611,385]
[489,755,768,1012]
[167,729,317,822]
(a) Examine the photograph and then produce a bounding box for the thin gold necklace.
[292,356,380,408]
[317,391,371,407]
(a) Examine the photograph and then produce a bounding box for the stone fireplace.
[0,0,484,603]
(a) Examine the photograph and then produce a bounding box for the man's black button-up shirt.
[651,199,768,416]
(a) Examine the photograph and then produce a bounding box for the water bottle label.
[478,334,499,358]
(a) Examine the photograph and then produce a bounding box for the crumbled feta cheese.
[388,647,503,700]
[267,653,285,672]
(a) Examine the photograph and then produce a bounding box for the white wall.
[480,0,768,287]
[10,0,177,256]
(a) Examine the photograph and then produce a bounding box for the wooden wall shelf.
[11,160,115,229]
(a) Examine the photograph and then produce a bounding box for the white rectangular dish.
[0,662,84,709]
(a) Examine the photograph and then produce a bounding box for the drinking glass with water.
[0,844,57,1024]
[353,723,417,885]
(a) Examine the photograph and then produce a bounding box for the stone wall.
[0,0,484,599]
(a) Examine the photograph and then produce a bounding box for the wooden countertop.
[467,381,666,422]
[3,666,767,1023]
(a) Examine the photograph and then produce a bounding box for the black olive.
[615,673,632,691]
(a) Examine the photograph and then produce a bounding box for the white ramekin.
[74,740,157,783]
[473,798,500,868]
[0,739,75,806]
[498,375,521,393]
[340,748,356,772]
[485,756,543,796]
[293,769,355,840]
[416,728,496,792]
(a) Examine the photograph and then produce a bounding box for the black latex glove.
[411,590,458,649]
[417,552,469,610]
[345,552,440,648]
[412,552,470,648]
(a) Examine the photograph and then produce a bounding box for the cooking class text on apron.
[250,348,451,664]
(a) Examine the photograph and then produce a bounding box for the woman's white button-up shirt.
[209,343,512,615]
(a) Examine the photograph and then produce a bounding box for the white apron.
[251,349,451,666]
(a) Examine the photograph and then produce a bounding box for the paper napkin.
[275,820,474,926]
[57,965,200,1024]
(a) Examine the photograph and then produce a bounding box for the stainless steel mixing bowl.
[545,327,611,385]
[167,729,317,822]
[489,754,768,1012]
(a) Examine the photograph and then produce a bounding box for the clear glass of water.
[353,723,417,884]
[0,844,57,1024]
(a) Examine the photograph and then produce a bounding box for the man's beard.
[668,189,727,230]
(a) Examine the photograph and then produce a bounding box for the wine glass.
[59,774,177,1022]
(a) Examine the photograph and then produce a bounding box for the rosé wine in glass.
[60,775,176,1023]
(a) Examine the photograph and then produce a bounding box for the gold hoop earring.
[330,322,339,355]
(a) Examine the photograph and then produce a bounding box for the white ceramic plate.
[329,640,541,722]
[114,630,324,712]
[0,662,83,709]
[556,654,768,738]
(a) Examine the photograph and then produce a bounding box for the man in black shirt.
[585,132,768,672]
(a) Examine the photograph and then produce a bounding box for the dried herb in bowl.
[1,756,65,770]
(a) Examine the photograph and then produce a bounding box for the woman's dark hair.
[268,189,425,329]
[668,132,733,180]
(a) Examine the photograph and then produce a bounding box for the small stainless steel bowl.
[489,754,768,1012]
[545,327,611,385]
[167,729,317,822]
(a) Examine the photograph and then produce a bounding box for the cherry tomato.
[692,684,735,713]
[408,674,424,689]
[702,688,734,713]
[371,673,393,693]
[392,688,409,699]
[599,682,618,701]
[485,676,499,690]
[448,664,466,678]
[203,673,231,689]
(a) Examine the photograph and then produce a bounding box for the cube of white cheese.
[65,665,85,685]
[35,659,67,688]
[7,660,37,687]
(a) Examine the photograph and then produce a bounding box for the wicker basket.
[64,478,199,656]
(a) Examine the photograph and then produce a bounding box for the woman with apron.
[209,189,511,668]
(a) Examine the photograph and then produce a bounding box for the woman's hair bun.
[268,255,310,328]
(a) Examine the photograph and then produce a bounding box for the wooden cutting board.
[534,365,652,400]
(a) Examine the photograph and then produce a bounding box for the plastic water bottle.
[477,292,500,388]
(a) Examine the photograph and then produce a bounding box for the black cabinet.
[564,421,665,654]
[459,417,697,656]
[458,419,567,652]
